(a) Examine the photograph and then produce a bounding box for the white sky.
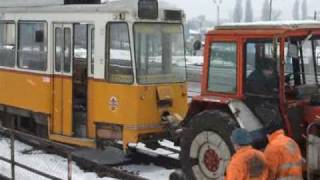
[162,0,320,21]
[2,0,319,21]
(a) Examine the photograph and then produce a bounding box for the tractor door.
[284,37,319,144]
[244,39,282,128]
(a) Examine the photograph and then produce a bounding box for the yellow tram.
[0,0,188,149]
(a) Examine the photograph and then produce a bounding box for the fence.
[0,127,72,180]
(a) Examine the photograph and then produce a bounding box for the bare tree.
[245,0,253,22]
[293,0,300,20]
[261,0,271,21]
[272,10,282,20]
[212,0,223,25]
[233,0,243,22]
[301,0,308,20]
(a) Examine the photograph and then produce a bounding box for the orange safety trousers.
[225,146,269,180]
[264,130,303,180]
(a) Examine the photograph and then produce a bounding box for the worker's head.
[258,57,275,79]
[231,128,252,150]
[264,119,283,135]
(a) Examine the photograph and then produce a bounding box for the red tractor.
[179,21,320,180]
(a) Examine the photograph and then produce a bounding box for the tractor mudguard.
[228,100,267,145]
[227,100,263,132]
[181,95,232,127]
[182,97,266,142]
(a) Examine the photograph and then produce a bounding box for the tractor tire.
[180,110,237,180]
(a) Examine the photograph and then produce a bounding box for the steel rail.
[0,126,148,180]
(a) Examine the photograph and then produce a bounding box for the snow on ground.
[186,56,203,66]
[0,137,116,180]
[128,139,180,160]
[0,137,175,180]
[119,164,174,180]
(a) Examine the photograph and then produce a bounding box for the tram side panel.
[87,80,188,145]
[0,70,52,115]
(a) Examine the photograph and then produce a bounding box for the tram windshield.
[134,23,186,84]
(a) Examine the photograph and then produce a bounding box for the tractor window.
[207,42,237,93]
[302,40,317,84]
[316,40,320,72]
[245,41,279,95]
[284,37,319,86]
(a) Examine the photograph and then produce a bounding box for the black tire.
[169,170,186,180]
[180,110,237,180]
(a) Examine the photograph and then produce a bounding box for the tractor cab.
[179,21,320,180]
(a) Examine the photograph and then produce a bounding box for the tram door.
[72,24,91,138]
[53,24,74,136]
[53,23,92,138]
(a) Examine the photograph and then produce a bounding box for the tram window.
[55,28,63,72]
[18,22,47,71]
[107,23,133,83]
[134,23,186,84]
[90,28,95,74]
[0,22,16,67]
[64,28,72,73]
[74,24,88,60]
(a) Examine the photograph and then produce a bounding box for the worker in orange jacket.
[264,121,303,180]
[225,128,269,180]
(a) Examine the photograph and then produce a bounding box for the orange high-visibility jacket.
[225,146,269,180]
[264,130,303,180]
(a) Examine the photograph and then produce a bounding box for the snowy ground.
[0,137,117,180]
[0,137,176,180]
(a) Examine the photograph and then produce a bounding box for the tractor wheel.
[180,110,237,180]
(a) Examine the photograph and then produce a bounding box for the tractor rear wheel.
[180,110,237,180]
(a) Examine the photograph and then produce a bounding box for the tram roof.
[215,20,320,30]
[0,0,177,14]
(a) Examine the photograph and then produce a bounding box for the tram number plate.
[138,0,158,20]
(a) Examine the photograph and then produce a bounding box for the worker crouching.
[226,128,269,180]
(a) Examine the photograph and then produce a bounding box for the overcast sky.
[162,0,320,21]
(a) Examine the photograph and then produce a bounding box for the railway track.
[0,126,181,180]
